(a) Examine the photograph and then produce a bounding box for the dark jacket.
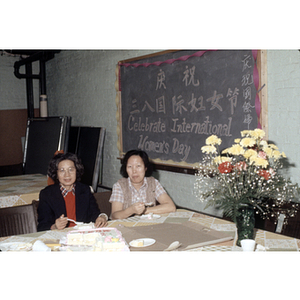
[37,181,100,231]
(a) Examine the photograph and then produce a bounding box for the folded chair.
[0,203,38,237]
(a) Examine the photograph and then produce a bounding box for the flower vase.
[235,206,255,247]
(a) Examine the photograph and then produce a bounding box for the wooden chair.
[93,191,112,219]
[0,203,38,237]
[31,200,39,227]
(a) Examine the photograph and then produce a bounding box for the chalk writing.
[142,101,155,113]
[188,94,205,112]
[137,134,191,161]
[182,66,200,87]
[207,90,223,111]
[128,116,166,132]
[241,73,253,86]
[242,55,252,71]
[241,54,255,129]
[172,95,187,115]
[156,96,166,114]
[170,117,232,136]
[226,87,239,115]
[156,69,166,90]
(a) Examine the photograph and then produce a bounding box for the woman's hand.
[51,214,68,230]
[131,202,146,215]
[94,216,108,228]
[111,201,146,220]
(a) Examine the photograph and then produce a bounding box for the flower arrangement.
[194,129,299,225]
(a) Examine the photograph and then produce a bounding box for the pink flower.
[258,151,267,159]
[234,161,248,171]
[269,168,276,176]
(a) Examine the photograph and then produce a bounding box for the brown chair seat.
[0,203,38,237]
[93,191,112,219]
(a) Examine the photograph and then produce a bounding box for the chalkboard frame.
[115,50,267,173]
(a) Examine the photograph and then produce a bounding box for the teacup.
[241,239,256,251]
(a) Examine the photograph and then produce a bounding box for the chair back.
[23,117,71,175]
[93,191,112,218]
[68,126,106,192]
[0,203,38,237]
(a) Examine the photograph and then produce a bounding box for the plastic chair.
[0,203,38,237]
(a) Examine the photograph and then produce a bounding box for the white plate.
[74,223,94,230]
[0,242,32,251]
[129,238,156,248]
[140,214,161,220]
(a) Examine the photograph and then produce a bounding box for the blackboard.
[116,50,265,169]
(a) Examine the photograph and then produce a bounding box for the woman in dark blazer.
[37,152,108,231]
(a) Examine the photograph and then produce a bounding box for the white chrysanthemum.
[260,140,268,147]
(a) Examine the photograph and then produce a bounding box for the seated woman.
[110,149,176,219]
[37,152,108,231]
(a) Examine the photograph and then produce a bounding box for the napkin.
[32,240,51,252]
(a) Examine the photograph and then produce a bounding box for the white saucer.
[129,238,156,248]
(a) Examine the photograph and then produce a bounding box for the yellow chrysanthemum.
[222,148,229,154]
[251,157,269,168]
[205,135,222,146]
[201,145,217,154]
[262,146,272,157]
[214,156,232,164]
[243,149,257,160]
[272,150,281,160]
[225,144,245,155]
[234,138,241,143]
[241,130,251,137]
[281,151,287,158]
[269,144,278,150]
[250,129,265,139]
[240,137,256,148]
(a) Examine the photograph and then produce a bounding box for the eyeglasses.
[58,167,76,175]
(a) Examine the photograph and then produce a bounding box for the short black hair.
[47,152,84,183]
[120,149,153,178]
